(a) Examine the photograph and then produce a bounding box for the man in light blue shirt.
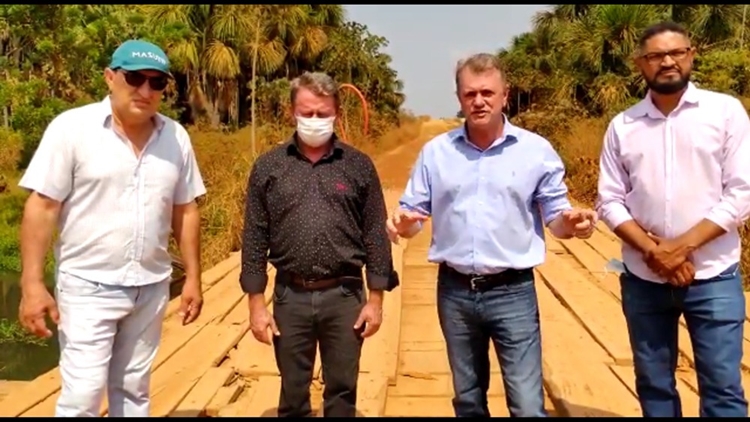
[387,53,597,417]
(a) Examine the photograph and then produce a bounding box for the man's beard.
[646,71,690,95]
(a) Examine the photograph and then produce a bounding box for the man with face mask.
[597,21,750,417]
[240,71,397,417]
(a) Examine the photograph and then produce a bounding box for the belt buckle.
[469,274,486,291]
[301,278,317,288]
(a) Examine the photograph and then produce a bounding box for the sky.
[343,5,551,118]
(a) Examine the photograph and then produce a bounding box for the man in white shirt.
[597,22,750,417]
[17,39,207,417]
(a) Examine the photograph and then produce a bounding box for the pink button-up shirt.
[596,82,750,283]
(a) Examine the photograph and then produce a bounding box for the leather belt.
[285,273,363,291]
[438,264,533,291]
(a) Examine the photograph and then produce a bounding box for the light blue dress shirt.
[399,120,572,275]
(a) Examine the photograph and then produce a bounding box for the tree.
[500,4,750,119]
[0,4,407,158]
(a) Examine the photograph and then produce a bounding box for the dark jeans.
[272,279,365,417]
[436,266,546,417]
[620,263,747,417]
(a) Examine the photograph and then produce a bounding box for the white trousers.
[54,272,169,417]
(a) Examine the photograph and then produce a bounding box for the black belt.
[438,264,533,291]
[278,270,363,291]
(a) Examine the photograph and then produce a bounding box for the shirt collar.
[632,81,700,119]
[285,132,344,158]
[99,96,166,131]
[453,114,519,149]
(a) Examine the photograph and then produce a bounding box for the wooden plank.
[230,335,278,377]
[243,376,281,417]
[18,320,214,417]
[0,381,29,402]
[205,383,243,417]
[388,373,505,397]
[216,388,257,417]
[545,236,565,254]
[228,292,280,377]
[400,341,444,352]
[163,252,241,320]
[399,306,442,342]
[148,325,246,416]
[230,333,322,379]
[679,370,750,416]
[355,375,389,417]
[558,237,610,274]
[385,396,509,417]
[360,282,402,382]
[220,267,277,326]
[587,271,750,375]
[584,230,622,261]
[536,253,633,365]
[169,366,235,417]
[6,267,247,417]
[609,364,699,417]
[0,370,59,417]
[552,237,735,374]
[534,275,642,417]
[359,242,405,385]
[595,221,619,242]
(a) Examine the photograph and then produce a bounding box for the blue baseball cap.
[109,40,172,76]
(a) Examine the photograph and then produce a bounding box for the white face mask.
[296,116,335,148]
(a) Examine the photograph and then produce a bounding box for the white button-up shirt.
[596,83,750,283]
[19,97,207,286]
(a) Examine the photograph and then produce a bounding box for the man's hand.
[19,280,59,338]
[561,208,598,239]
[248,296,279,345]
[354,300,383,338]
[666,261,696,287]
[386,208,429,243]
[644,234,693,278]
[179,278,203,325]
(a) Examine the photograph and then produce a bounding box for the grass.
[516,113,750,289]
[0,318,47,346]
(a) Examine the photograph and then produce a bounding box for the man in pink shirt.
[597,21,750,417]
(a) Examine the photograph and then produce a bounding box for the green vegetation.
[0,318,45,345]
[0,4,414,275]
[500,5,750,286]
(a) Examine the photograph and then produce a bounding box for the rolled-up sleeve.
[240,159,270,294]
[595,122,634,230]
[534,140,572,225]
[705,98,750,231]
[18,116,74,202]
[398,147,432,216]
[360,157,396,291]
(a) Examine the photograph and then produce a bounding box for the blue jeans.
[621,263,747,417]
[436,266,546,417]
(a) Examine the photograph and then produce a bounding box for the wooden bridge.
[3,120,750,417]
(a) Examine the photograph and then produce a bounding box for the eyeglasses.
[641,47,692,64]
[120,70,169,91]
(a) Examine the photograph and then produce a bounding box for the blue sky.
[343,5,551,118]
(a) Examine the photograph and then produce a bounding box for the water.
[0,272,59,381]
[0,270,185,381]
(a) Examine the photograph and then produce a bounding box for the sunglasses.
[120,70,169,91]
